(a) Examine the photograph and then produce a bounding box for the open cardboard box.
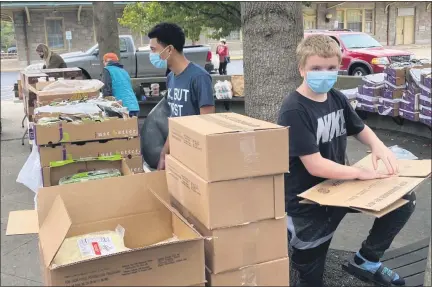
[42,156,131,187]
[299,156,431,217]
[38,137,141,167]
[169,113,289,182]
[7,172,206,286]
[34,116,139,145]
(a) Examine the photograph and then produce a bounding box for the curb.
[1,68,23,72]
[230,56,243,61]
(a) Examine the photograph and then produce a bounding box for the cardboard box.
[399,109,420,122]
[166,155,285,229]
[7,172,206,286]
[386,66,406,79]
[28,84,99,105]
[298,156,431,217]
[385,74,406,87]
[172,198,288,274]
[41,157,131,187]
[206,257,289,286]
[34,117,139,145]
[169,113,289,182]
[383,88,403,99]
[38,137,141,167]
[43,67,83,79]
[126,156,144,174]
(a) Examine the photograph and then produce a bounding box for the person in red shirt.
[216,39,229,75]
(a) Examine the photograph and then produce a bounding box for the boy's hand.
[356,167,390,180]
[371,142,399,175]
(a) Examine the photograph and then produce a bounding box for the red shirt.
[216,45,229,62]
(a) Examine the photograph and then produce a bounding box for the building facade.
[1,1,431,66]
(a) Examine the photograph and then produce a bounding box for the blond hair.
[296,34,341,67]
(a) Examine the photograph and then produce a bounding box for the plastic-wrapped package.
[52,225,129,267]
[388,145,418,160]
[214,80,233,100]
[41,79,104,93]
[59,168,122,185]
[141,96,170,169]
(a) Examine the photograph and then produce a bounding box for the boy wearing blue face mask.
[277,35,414,287]
[147,23,215,170]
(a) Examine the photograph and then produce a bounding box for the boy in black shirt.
[277,35,415,287]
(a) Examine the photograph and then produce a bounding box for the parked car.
[304,30,415,76]
[7,46,17,54]
[24,35,212,79]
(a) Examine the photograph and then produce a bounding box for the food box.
[6,172,206,286]
[165,155,285,229]
[41,156,131,187]
[385,66,406,79]
[378,106,399,117]
[420,105,432,117]
[379,97,399,110]
[362,85,383,97]
[385,81,406,92]
[43,67,83,79]
[408,81,421,95]
[383,89,403,99]
[385,74,406,87]
[206,257,289,286]
[28,84,100,105]
[419,95,432,108]
[420,84,432,98]
[38,137,141,167]
[356,102,378,113]
[171,197,288,274]
[168,113,289,182]
[34,117,139,146]
[419,114,432,127]
[399,109,420,122]
[357,94,380,105]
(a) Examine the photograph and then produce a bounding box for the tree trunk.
[425,239,431,286]
[241,2,304,122]
[92,2,120,75]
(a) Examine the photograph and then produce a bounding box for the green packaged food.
[59,168,122,185]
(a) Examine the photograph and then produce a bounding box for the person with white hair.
[216,38,229,75]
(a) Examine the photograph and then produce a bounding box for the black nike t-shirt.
[277,88,365,217]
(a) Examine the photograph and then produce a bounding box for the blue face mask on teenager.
[149,46,171,69]
[306,71,338,94]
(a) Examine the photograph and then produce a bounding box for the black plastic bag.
[140,96,170,169]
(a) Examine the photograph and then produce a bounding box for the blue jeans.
[129,111,139,117]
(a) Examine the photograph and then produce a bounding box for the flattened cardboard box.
[172,198,288,274]
[7,172,206,286]
[299,156,431,216]
[166,155,285,229]
[38,137,141,167]
[42,158,131,187]
[206,257,289,286]
[34,117,139,145]
[169,113,289,182]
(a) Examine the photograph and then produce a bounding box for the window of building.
[336,10,344,29]
[45,18,65,49]
[346,9,363,32]
[364,9,374,33]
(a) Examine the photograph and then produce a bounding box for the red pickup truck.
[304,30,415,76]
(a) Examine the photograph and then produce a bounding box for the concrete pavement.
[1,99,431,285]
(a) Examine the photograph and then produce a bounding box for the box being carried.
[6,172,206,286]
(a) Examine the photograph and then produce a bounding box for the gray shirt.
[166,62,214,117]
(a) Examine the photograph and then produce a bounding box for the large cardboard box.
[41,157,131,187]
[172,198,288,274]
[38,137,141,167]
[34,117,139,145]
[299,156,431,217]
[166,155,285,229]
[206,257,289,286]
[126,156,144,174]
[28,84,99,105]
[169,113,289,182]
[7,172,206,286]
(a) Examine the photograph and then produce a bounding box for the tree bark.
[241,2,304,122]
[425,239,431,286]
[92,2,120,75]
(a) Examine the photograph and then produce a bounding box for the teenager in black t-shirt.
[277,35,415,287]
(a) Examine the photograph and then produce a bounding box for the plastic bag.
[140,96,170,169]
[388,145,418,160]
[214,80,233,100]
[16,141,43,194]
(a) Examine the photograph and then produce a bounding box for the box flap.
[39,195,72,267]
[299,176,424,211]
[6,210,39,235]
[170,113,283,136]
[354,155,432,177]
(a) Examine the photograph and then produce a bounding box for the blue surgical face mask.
[306,71,338,94]
[149,46,170,69]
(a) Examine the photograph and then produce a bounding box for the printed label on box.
[78,236,116,257]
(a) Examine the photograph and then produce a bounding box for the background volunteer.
[36,43,67,69]
[102,53,140,117]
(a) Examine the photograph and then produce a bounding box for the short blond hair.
[296,34,342,67]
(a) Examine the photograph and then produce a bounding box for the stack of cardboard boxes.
[418,69,431,127]
[165,113,290,286]
[356,73,384,113]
